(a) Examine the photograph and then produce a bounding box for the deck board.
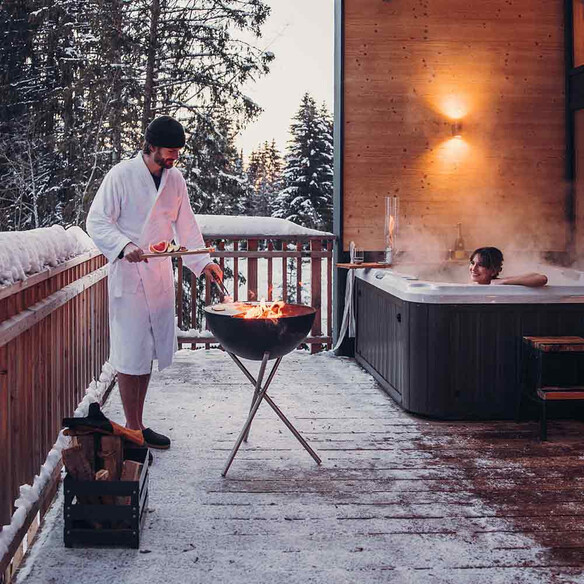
[14,350,584,583]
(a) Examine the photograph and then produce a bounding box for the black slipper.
[142,428,171,450]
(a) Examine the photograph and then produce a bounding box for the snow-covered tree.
[272,94,333,231]
[247,140,283,216]
[182,115,254,216]
[0,0,273,230]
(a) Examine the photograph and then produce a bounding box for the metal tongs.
[212,273,230,301]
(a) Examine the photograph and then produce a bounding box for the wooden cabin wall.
[576,111,584,258]
[343,0,567,257]
[575,0,584,67]
[574,2,584,261]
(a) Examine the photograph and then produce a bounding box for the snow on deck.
[14,350,584,583]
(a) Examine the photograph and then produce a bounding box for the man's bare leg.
[136,373,151,430]
[118,372,151,430]
[118,370,170,449]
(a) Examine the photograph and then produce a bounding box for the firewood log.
[62,444,93,482]
[115,460,143,505]
[62,444,96,505]
[72,435,97,473]
[98,436,123,481]
[95,469,115,505]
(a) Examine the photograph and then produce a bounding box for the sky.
[235,0,335,159]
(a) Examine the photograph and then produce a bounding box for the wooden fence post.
[296,241,302,304]
[205,240,212,349]
[267,241,273,301]
[282,240,288,302]
[177,257,183,349]
[233,240,239,302]
[310,240,323,354]
[326,240,333,350]
[0,345,10,526]
[247,239,258,301]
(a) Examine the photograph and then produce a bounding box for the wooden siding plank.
[342,0,566,253]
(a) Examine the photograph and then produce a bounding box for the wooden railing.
[0,251,110,533]
[176,235,336,352]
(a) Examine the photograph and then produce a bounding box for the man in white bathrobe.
[86,116,222,450]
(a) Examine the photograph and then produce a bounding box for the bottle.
[453,223,466,260]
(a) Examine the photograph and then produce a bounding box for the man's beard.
[153,151,176,169]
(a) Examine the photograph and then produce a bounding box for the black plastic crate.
[64,446,149,549]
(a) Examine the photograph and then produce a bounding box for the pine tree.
[273,94,334,231]
[0,0,273,231]
[246,140,282,216]
[181,115,253,216]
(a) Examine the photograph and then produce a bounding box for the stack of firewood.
[62,434,143,505]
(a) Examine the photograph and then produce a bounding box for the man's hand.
[203,262,223,283]
[122,242,148,263]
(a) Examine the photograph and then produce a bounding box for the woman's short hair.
[470,247,504,275]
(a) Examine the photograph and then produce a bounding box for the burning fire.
[384,195,398,251]
[388,215,395,247]
[235,299,285,321]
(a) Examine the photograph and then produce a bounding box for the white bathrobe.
[86,154,210,374]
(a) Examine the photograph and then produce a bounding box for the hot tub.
[354,264,584,419]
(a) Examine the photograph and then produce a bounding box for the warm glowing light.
[235,299,285,321]
[440,95,469,121]
[437,136,471,165]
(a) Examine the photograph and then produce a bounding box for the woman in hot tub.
[469,247,548,287]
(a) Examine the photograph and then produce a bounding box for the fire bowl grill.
[204,302,316,361]
[203,301,321,476]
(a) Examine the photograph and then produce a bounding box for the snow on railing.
[0,225,97,287]
[195,215,334,239]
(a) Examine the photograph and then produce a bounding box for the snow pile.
[196,215,334,238]
[175,326,215,339]
[0,225,97,287]
[0,361,116,560]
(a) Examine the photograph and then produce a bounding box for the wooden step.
[537,388,584,400]
[523,336,584,352]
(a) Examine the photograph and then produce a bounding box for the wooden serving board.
[142,247,215,259]
[337,262,393,269]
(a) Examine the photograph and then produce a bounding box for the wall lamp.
[451,120,463,138]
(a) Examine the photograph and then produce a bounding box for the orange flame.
[235,298,285,321]
[388,215,395,247]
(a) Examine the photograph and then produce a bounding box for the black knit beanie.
[145,116,186,148]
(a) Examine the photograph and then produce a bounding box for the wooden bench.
[520,336,584,440]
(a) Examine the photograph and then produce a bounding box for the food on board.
[149,241,169,253]
[148,241,188,254]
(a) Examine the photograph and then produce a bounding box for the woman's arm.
[492,273,548,287]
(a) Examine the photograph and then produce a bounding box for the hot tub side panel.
[355,278,584,419]
[355,280,409,406]
[407,303,526,419]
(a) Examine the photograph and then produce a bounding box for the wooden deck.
[15,350,584,583]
